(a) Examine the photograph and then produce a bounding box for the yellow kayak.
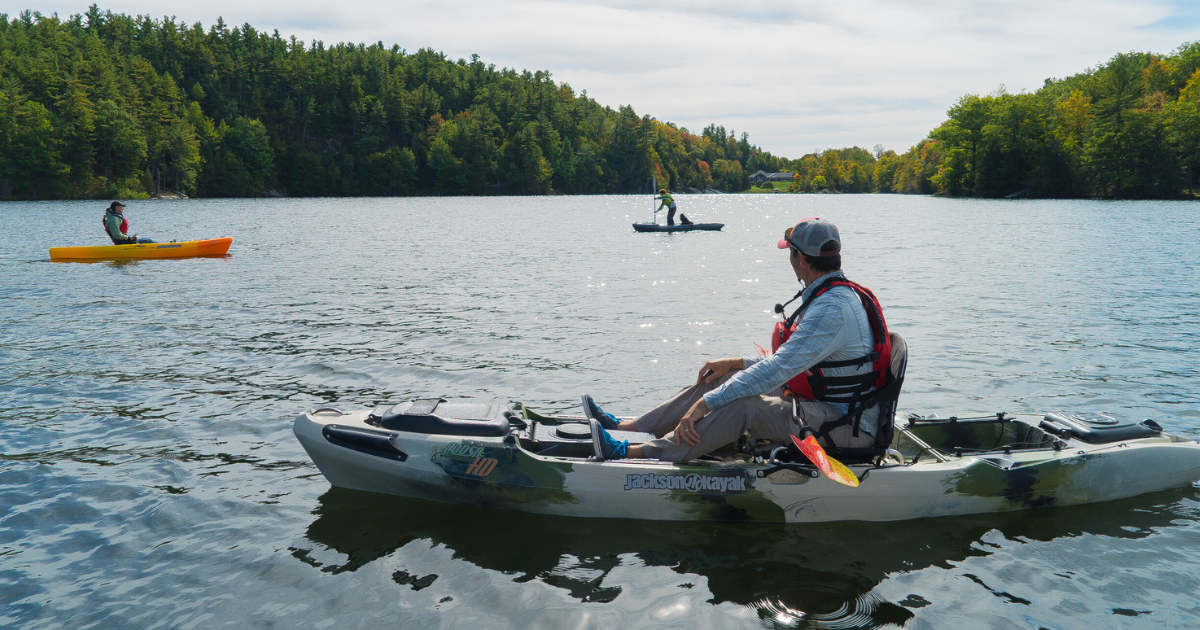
[50,237,233,261]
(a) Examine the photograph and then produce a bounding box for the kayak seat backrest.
[829,331,907,462]
[372,399,511,437]
[876,331,908,447]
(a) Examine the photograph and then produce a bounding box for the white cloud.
[8,0,1197,156]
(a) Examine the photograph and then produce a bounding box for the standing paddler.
[655,188,678,226]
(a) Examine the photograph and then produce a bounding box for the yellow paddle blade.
[791,434,860,488]
[823,454,860,488]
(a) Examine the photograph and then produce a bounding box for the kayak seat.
[369,399,511,437]
[829,331,908,463]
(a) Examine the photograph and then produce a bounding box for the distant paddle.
[790,398,860,487]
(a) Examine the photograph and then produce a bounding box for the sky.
[5,0,1200,158]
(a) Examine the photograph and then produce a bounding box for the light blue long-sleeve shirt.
[702,270,880,436]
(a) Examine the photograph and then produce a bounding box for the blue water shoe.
[581,394,621,430]
[589,419,629,460]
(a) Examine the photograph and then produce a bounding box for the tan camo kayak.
[294,401,1200,523]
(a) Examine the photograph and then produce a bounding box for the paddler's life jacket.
[103,210,131,244]
[771,274,892,440]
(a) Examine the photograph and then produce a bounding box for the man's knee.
[640,439,690,462]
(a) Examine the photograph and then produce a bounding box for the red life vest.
[770,275,891,407]
[103,212,130,243]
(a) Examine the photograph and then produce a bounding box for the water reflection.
[298,486,1199,627]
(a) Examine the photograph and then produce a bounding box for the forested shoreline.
[889,44,1200,199]
[763,42,1199,198]
[0,7,786,200]
[1,7,1197,200]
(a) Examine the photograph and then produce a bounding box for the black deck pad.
[375,401,511,437]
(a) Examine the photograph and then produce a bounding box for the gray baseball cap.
[777,217,841,256]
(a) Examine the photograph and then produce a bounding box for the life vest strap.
[810,373,878,388]
[806,370,879,401]
[810,353,877,369]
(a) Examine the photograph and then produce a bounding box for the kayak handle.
[757,463,820,479]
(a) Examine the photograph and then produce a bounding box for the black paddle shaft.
[792,398,817,440]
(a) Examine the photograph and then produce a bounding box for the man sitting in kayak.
[103,201,155,244]
[655,189,678,225]
[586,217,888,462]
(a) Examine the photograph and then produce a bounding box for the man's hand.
[674,398,710,446]
[696,357,744,385]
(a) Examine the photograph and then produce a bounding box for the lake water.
[2,194,1199,629]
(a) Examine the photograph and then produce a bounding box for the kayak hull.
[49,237,233,261]
[294,404,1200,523]
[633,223,724,232]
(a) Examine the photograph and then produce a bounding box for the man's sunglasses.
[784,226,799,250]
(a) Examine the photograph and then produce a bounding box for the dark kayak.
[632,223,724,233]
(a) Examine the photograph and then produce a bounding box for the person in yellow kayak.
[103,201,155,244]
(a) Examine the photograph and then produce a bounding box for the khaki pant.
[634,374,876,462]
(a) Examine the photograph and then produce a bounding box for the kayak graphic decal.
[431,442,497,478]
[435,443,486,462]
[426,438,581,506]
[465,456,498,477]
[624,473,747,493]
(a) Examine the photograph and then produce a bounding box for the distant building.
[750,170,795,183]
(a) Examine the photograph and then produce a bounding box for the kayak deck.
[633,223,724,232]
[49,237,233,261]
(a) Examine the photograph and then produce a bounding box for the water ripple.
[2,196,1199,628]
